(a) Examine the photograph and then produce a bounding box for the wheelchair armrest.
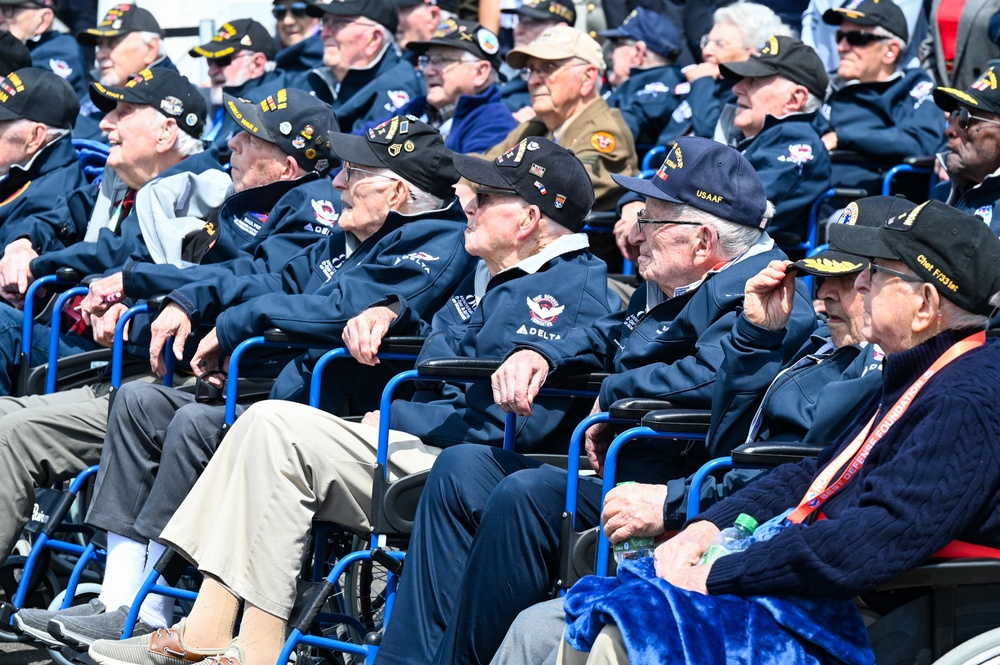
[146,293,169,309]
[829,187,870,201]
[730,442,827,466]
[416,357,502,378]
[546,372,608,392]
[640,408,712,435]
[877,559,1000,591]
[608,397,678,420]
[263,327,304,344]
[378,336,426,355]
[902,155,934,168]
[56,267,84,283]
[829,150,869,165]
[582,210,618,229]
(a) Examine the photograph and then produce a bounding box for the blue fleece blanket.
[564,558,874,665]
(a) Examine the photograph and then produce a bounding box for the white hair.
[45,127,71,143]
[138,31,164,57]
[667,201,770,257]
[367,165,446,212]
[868,24,907,60]
[713,2,795,49]
[938,294,990,329]
[157,113,204,157]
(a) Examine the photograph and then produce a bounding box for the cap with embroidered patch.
[506,24,604,72]
[305,0,398,35]
[501,0,576,26]
[934,66,1000,116]
[792,196,916,277]
[224,88,337,175]
[453,136,595,232]
[0,31,31,77]
[89,67,206,138]
[328,115,459,199]
[598,8,680,61]
[822,0,908,42]
[189,19,277,61]
[406,19,501,69]
[831,199,1000,315]
[77,4,163,46]
[719,35,829,100]
[0,67,79,129]
[611,136,767,229]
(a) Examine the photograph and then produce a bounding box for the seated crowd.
[2,0,1000,664]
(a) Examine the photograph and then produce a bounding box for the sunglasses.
[272,2,308,19]
[949,107,1000,131]
[835,30,888,47]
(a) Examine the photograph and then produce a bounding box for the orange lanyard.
[786,331,986,525]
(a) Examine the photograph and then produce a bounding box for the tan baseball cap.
[506,24,605,73]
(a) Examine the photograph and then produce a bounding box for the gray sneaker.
[13,598,106,647]
[49,604,156,649]
[88,619,226,665]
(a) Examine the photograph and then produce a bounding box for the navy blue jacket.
[657,77,734,144]
[390,83,517,154]
[0,136,88,251]
[934,157,1000,235]
[737,112,832,243]
[825,68,945,193]
[606,64,685,146]
[310,47,425,133]
[29,31,88,104]
[499,75,531,114]
[30,149,223,278]
[385,239,614,451]
[274,34,324,77]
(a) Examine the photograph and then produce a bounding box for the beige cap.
[506,24,606,73]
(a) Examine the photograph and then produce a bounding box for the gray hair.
[367,165,447,212]
[713,2,795,49]
[138,31,163,57]
[868,24,907,53]
[158,113,204,157]
[938,293,990,329]
[671,201,770,257]
[802,91,824,113]
[45,127,71,143]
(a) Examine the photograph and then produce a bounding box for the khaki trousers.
[557,626,629,665]
[160,400,442,619]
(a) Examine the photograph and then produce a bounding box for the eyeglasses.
[271,1,308,19]
[868,259,923,283]
[699,34,732,50]
[342,162,400,183]
[635,210,703,233]
[519,60,589,82]
[474,186,519,207]
[949,107,1000,131]
[835,30,888,48]
[418,54,475,70]
[207,50,253,69]
[0,3,34,18]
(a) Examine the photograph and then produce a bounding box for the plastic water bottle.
[698,513,758,565]
[612,482,656,563]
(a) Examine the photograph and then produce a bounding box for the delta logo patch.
[49,59,72,79]
[777,144,814,166]
[526,295,565,327]
[385,90,410,112]
[394,251,440,274]
[311,199,338,227]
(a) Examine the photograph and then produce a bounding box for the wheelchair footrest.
[0,600,15,626]
[288,579,333,633]
[371,548,403,576]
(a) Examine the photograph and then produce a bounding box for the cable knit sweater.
[702,328,1000,599]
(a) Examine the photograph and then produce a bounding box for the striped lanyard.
[785,331,986,525]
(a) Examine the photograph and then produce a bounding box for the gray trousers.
[85,380,236,544]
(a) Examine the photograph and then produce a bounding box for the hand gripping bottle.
[612,482,657,563]
[698,513,758,565]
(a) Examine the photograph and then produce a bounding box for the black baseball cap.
[720,35,829,100]
[934,67,1000,116]
[792,196,916,277]
[329,115,458,199]
[454,137,595,232]
[502,0,575,26]
[77,4,163,46]
[831,199,1000,315]
[189,19,277,61]
[224,88,337,175]
[395,0,436,6]
[0,0,55,8]
[90,67,207,138]
[406,19,502,69]
[305,0,398,35]
[0,67,79,129]
[822,0,908,43]
[598,8,680,61]
[0,32,31,77]
[612,137,768,229]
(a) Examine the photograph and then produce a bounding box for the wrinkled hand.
[149,303,193,376]
[684,62,720,82]
[657,561,711,594]
[80,272,125,321]
[342,306,398,365]
[512,106,537,123]
[361,409,380,428]
[653,521,720,577]
[90,303,129,347]
[614,201,643,262]
[821,131,838,152]
[743,260,796,331]
[602,482,669,544]
[491,349,550,416]
[0,238,37,305]
[190,327,222,377]
[585,398,614,475]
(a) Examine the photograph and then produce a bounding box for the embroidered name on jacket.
[233,213,265,237]
[319,254,346,282]
[394,252,439,273]
[451,294,478,321]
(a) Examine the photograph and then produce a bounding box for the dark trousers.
[376,445,603,665]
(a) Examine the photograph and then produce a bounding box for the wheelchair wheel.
[344,536,395,634]
[45,582,101,665]
[0,553,61,642]
[933,626,1000,665]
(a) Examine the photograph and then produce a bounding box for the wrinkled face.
[0,4,46,41]
[99,102,164,187]
[331,161,397,242]
[835,21,891,82]
[462,187,525,262]
[944,105,1000,185]
[96,32,159,87]
[396,3,438,49]
[514,17,559,47]
[228,131,289,193]
[731,75,795,138]
[607,39,638,88]
[207,51,257,88]
[321,15,381,72]
[525,55,591,123]
[816,274,866,347]
[854,258,923,354]
[274,0,320,47]
[701,22,752,64]
[423,46,482,109]
[0,118,38,176]
[627,199,706,293]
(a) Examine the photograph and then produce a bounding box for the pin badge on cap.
[279,121,292,135]
[186,113,197,127]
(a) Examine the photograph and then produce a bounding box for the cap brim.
[452,153,514,189]
[88,82,141,113]
[328,131,384,168]
[223,94,276,143]
[306,2,359,17]
[77,28,124,46]
[828,223,898,260]
[190,43,239,58]
[610,172,684,203]
[0,104,23,123]
[791,249,868,277]
[507,43,575,69]
[932,86,988,113]
[503,6,557,20]
[597,27,628,39]
[719,59,778,82]
[822,7,874,25]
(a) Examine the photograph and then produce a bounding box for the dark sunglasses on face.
[949,106,1000,131]
[272,2,308,20]
[835,29,888,47]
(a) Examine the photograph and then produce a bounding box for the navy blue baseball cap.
[611,137,768,229]
[598,8,680,60]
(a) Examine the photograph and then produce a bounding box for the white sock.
[137,540,175,628]
[98,533,147,610]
